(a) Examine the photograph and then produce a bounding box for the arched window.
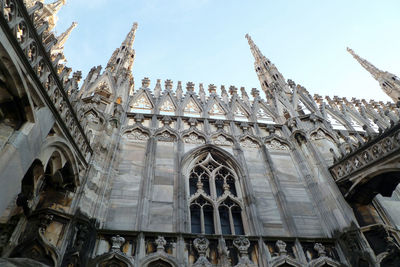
[188,152,245,235]
[190,196,214,234]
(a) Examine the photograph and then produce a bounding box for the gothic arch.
[39,136,80,188]
[181,145,245,180]
[347,166,400,204]
[90,252,135,267]
[139,253,179,267]
[308,256,341,267]
[0,42,36,150]
[309,127,338,144]
[269,256,302,267]
[182,145,249,235]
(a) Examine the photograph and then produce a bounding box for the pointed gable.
[159,95,176,115]
[131,91,153,114]
[85,73,115,99]
[255,103,275,124]
[326,112,347,130]
[348,115,364,131]
[208,100,226,119]
[233,104,248,122]
[183,98,201,117]
[297,100,312,115]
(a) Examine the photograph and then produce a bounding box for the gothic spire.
[46,0,66,14]
[245,34,264,62]
[34,0,66,32]
[106,22,138,75]
[347,47,400,103]
[347,47,381,79]
[122,22,138,49]
[245,34,290,95]
[51,21,77,55]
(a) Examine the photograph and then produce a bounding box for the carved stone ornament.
[193,236,212,267]
[184,133,205,144]
[188,117,198,127]
[233,236,250,255]
[39,214,54,234]
[209,103,224,115]
[165,79,173,90]
[127,129,149,141]
[132,94,152,109]
[235,106,247,117]
[240,137,259,148]
[276,240,287,256]
[233,237,256,267]
[213,135,233,146]
[155,236,166,252]
[194,236,209,255]
[142,77,150,88]
[111,235,125,252]
[310,130,326,141]
[157,130,175,142]
[265,139,288,151]
[160,98,175,112]
[184,99,201,113]
[314,243,326,257]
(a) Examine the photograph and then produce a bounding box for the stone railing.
[330,123,400,181]
[0,0,92,164]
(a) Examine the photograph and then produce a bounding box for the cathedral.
[1,1,400,266]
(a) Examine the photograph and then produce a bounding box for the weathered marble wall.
[106,136,147,230]
[148,140,176,232]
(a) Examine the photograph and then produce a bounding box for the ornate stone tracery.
[188,151,245,235]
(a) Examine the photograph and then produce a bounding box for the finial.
[251,88,259,98]
[155,236,167,253]
[241,87,250,105]
[142,77,150,88]
[275,240,287,256]
[51,21,78,56]
[199,83,206,102]
[165,79,173,90]
[154,79,161,98]
[186,82,195,92]
[111,235,125,252]
[122,22,138,49]
[176,81,183,99]
[208,84,217,94]
[229,86,238,96]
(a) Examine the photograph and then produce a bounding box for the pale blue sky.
[54,0,400,102]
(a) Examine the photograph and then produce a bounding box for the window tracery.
[188,152,245,235]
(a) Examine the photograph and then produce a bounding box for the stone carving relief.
[157,131,176,142]
[265,139,289,151]
[126,129,149,142]
[132,94,152,110]
[209,103,225,115]
[310,130,326,141]
[240,137,259,148]
[234,106,247,118]
[183,132,205,144]
[213,135,233,146]
[330,129,400,180]
[184,99,201,114]
[160,98,175,112]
